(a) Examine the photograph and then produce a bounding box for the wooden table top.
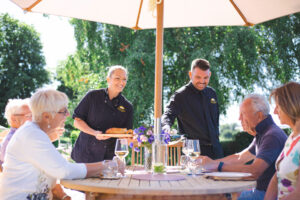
[61,166,256,196]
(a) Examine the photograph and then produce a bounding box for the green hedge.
[221,128,291,156]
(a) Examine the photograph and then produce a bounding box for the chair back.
[131,141,183,166]
[167,141,183,166]
[131,144,144,166]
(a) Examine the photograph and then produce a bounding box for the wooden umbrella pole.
[154,0,164,136]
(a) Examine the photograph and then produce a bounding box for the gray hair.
[107,65,128,78]
[30,88,68,122]
[244,94,270,116]
[4,98,30,126]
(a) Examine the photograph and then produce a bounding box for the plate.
[103,134,133,138]
[99,175,121,180]
[204,172,253,181]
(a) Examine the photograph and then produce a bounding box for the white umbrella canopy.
[11,0,300,29]
[11,0,300,134]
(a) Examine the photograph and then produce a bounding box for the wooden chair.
[130,142,145,166]
[131,141,183,166]
[167,141,183,166]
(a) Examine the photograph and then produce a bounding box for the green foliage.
[220,123,240,141]
[221,131,253,156]
[70,130,80,146]
[56,14,300,130]
[0,14,49,125]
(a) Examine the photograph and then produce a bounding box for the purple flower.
[281,179,292,187]
[134,128,139,134]
[148,135,155,144]
[129,142,133,148]
[134,147,140,152]
[137,136,142,143]
[139,126,147,132]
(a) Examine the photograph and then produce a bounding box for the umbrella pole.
[154,0,164,136]
[153,0,166,172]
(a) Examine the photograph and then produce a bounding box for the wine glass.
[114,139,129,164]
[182,138,189,155]
[187,139,200,160]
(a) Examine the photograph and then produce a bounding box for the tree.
[57,14,300,128]
[0,14,49,125]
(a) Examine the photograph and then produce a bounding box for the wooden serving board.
[103,134,133,138]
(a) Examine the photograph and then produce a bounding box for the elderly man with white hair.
[199,94,287,200]
[0,98,31,170]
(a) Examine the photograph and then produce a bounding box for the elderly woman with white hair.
[0,89,124,200]
[71,65,133,163]
[0,98,31,170]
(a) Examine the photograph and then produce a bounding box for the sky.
[0,0,76,74]
[0,1,282,127]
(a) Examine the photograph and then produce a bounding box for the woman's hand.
[48,127,65,142]
[52,184,71,200]
[94,131,111,140]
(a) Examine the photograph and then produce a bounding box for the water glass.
[180,155,190,170]
[102,160,118,178]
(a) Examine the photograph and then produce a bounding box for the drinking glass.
[186,139,200,160]
[114,139,129,164]
[102,160,118,178]
[182,138,189,155]
[180,155,190,170]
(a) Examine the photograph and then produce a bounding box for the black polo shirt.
[162,82,223,158]
[71,89,133,163]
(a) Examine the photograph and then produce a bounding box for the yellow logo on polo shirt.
[117,105,126,112]
[210,98,217,104]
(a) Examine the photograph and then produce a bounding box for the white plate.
[206,172,252,178]
[100,175,120,180]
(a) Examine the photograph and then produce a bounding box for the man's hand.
[94,131,111,140]
[113,156,125,176]
[198,156,219,171]
[162,125,171,133]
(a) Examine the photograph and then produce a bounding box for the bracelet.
[62,194,69,200]
[217,162,224,172]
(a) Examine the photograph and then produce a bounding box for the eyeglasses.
[57,109,69,116]
[13,113,32,118]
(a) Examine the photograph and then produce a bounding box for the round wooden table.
[61,166,256,200]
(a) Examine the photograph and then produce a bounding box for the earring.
[48,124,51,129]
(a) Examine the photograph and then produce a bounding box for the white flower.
[170,129,178,135]
[140,135,148,142]
[146,130,153,135]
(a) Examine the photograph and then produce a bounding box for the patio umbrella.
[11,0,300,135]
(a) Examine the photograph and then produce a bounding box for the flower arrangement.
[129,126,178,152]
[129,125,178,173]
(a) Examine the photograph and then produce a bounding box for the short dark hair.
[191,58,210,71]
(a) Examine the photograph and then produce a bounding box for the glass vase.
[144,146,152,172]
[152,135,167,174]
